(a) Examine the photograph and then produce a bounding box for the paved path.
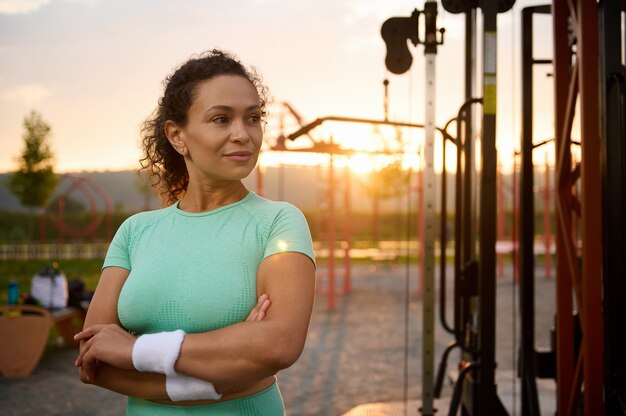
[0,263,557,415]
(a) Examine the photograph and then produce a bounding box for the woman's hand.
[75,294,270,386]
[74,324,136,382]
[214,294,271,394]
[245,293,271,322]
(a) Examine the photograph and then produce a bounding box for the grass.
[0,253,458,300]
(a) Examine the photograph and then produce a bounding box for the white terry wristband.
[132,330,185,374]
[166,371,222,401]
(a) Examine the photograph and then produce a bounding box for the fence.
[0,243,109,260]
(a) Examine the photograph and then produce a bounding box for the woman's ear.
[164,120,186,155]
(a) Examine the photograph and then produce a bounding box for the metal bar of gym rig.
[600,0,626,413]
[520,6,552,416]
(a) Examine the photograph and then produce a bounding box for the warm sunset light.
[0,1,554,174]
[2,2,617,415]
[347,153,375,174]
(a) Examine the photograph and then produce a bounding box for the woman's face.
[178,74,263,184]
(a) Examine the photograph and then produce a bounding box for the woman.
[74,50,316,415]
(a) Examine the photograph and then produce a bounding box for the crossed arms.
[75,252,315,404]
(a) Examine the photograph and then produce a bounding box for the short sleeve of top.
[103,217,132,270]
[263,203,315,266]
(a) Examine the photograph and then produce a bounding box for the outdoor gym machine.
[600,0,626,413]
[439,1,516,414]
[381,2,443,414]
[382,0,515,414]
[519,6,553,416]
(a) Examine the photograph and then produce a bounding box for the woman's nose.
[230,119,250,143]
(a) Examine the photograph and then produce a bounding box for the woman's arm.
[77,252,315,387]
[76,266,272,399]
[175,251,316,385]
[76,266,169,399]
[79,252,315,391]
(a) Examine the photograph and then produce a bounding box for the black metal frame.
[599,1,626,414]
[437,3,509,414]
[519,5,552,416]
[474,5,500,414]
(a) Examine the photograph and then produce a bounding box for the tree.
[135,171,157,211]
[49,195,86,214]
[8,111,60,239]
[360,160,410,243]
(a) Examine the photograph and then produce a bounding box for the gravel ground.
[0,263,557,415]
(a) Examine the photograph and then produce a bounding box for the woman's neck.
[178,180,248,213]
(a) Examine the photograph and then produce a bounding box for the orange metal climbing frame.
[553,1,604,414]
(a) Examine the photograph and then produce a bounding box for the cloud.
[1,84,52,104]
[0,0,51,15]
[0,0,97,15]
[346,0,411,23]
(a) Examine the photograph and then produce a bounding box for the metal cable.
[511,8,518,415]
[404,168,412,416]
[402,64,414,416]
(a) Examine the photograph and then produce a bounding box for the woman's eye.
[248,114,262,124]
[212,116,228,124]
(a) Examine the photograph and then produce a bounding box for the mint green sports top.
[103,192,315,336]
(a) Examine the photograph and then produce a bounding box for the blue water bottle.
[8,280,19,305]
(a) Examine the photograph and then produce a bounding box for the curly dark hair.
[139,49,269,205]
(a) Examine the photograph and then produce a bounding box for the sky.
[0,0,556,174]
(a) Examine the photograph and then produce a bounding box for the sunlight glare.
[348,153,374,174]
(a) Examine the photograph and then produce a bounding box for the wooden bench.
[51,307,86,347]
[0,305,51,377]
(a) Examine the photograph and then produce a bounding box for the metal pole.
[418,164,425,299]
[600,0,626,413]
[373,192,379,245]
[420,2,438,414]
[512,151,519,283]
[576,0,605,413]
[461,13,478,379]
[328,146,336,311]
[520,7,542,415]
[552,2,575,413]
[343,163,352,294]
[440,132,454,333]
[477,3,498,414]
[462,9,476,281]
[544,155,552,279]
[454,109,464,343]
[497,164,504,278]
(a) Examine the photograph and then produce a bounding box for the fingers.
[82,354,97,381]
[74,324,135,374]
[245,294,271,322]
[74,324,113,369]
[76,338,90,367]
[74,324,106,342]
[257,297,271,320]
[75,340,90,367]
[76,340,97,382]
[257,294,268,306]
[75,327,98,365]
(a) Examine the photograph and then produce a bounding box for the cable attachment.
[381,1,445,74]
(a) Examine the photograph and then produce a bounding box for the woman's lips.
[224,151,253,161]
